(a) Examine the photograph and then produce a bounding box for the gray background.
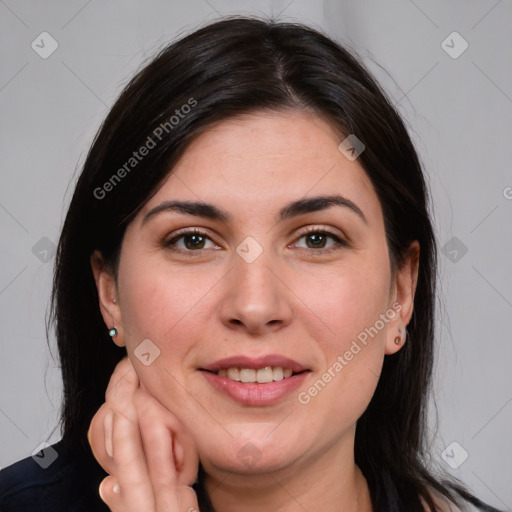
[0,0,511,508]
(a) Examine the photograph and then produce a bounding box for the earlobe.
[90,250,125,347]
[385,241,420,355]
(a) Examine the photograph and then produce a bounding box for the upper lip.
[201,355,308,373]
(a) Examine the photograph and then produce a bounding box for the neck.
[202,429,373,512]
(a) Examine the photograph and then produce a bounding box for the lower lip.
[200,370,310,406]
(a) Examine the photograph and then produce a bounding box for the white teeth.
[227,368,240,381]
[272,367,284,381]
[256,367,273,383]
[216,366,296,383]
[240,368,256,383]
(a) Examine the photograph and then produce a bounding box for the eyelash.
[163,226,348,255]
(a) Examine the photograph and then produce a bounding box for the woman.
[0,16,505,512]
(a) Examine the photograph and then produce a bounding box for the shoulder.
[0,436,109,512]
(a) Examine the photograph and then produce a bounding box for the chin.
[201,435,300,476]
[205,450,297,476]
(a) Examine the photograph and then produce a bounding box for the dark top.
[0,436,506,511]
[0,436,109,511]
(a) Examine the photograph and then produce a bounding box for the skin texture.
[91,110,420,511]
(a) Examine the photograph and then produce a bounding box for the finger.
[88,356,140,477]
[111,408,155,511]
[136,384,199,487]
[88,403,115,475]
[171,425,199,487]
[104,408,114,458]
[135,405,201,512]
[176,485,200,512]
[90,356,140,475]
[105,356,139,412]
[100,479,199,512]
[98,475,121,511]
[135,388,180,510]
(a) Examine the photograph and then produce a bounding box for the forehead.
[139,110,383,226]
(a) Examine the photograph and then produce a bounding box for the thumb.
[177,484,201,512]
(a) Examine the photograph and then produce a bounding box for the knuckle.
[105,376,137,406]
[91,402,109,424]
[133,387,152,412]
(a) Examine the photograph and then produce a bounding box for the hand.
[87,356,200,511]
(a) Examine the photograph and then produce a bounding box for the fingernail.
[104,410,114,458]
[113,483,120,494]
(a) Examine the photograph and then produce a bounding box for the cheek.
[116,257,219,417]
[297,355,383,447]
[117,255,217,355]
[291,259,390,415]
[293,258,391,351]
[295,296,387,441]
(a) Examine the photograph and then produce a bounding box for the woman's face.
[94,110,418,478]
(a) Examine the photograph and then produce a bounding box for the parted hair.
[50,16,487,512]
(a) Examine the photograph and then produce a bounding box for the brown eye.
[292,228,347,253]
[305,232,328,249]
[181,233,206,250]
[164,229,218,252]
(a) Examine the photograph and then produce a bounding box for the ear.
[385,240,420,355]
[90,250,125,347]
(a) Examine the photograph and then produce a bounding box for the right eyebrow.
[142,200,230,225]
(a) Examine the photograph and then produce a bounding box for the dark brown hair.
[50,15,488,512]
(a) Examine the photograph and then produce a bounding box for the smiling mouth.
[203,366,307,383]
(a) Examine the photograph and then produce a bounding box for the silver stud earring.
[108,327,118,338]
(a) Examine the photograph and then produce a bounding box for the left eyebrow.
[141,194,367,226]
[278,195,367,225]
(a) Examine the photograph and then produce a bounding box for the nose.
[218,245,294,336]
